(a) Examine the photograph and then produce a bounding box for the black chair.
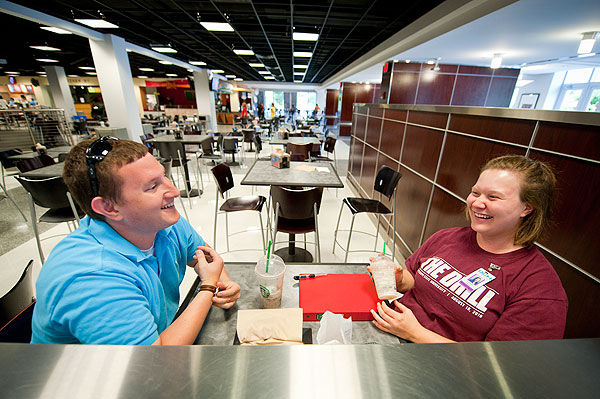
[222,137,241,165]
[286,142,312,162]
[159,158,190,221]
[15,154,55,173]
[271,186,323,262]
[313,136,337,166]
[0,259,35,343]
[334,166,402,262]
[15,176,84,264]
[211,163,266,253]
[243,129,255,152]
[198,137,223,179]
[154,141,202,207]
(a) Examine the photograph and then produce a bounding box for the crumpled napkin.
[237,308,303,345]
[316,311,352,344]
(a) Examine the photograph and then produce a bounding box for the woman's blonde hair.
[469,155,556,247]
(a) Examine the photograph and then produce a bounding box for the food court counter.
[1,339,599,397]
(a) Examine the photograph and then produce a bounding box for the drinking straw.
[266,240,272,273]
[383,242,386,256]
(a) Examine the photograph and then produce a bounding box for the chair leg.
[333,202,344,254]
[28,193,44,264]
[258,211,266,252]
[225,211,230,253]
[213,190,219,249]
[344,214,356,263]
[375,214,381,251]
[1,181,27,222]
[314,205,321,262]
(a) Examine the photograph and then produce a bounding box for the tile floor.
[0,135,401,302]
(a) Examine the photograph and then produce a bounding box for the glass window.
[296,92,316,113]
[564,68,593,84]
[558,89,583,111]
[585,87,600,112]
[591,67,600,83]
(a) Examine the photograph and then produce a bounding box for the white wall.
[510,71,566,110]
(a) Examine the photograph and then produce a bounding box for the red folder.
[299,274,380,321]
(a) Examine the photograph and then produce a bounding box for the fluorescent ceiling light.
[264,76,275,80]
[166,74,178,77]
[426,60,435,65]
[294,64,308,69]
[137,75,149,79]
[139,67,154,71]
[78,66,95,70]
[294,80,302,83]
[211,69,224,73]
[490,54,502,69]
[293,32,319,41]
[30,45,61,51]
[578,32,598,54]
[200,22,234,32]
[293,51,313,57]
[234,78,243,81]
[67,75,79,77]
[233,49,254,55]
[41,26,72,34]
[6,71,20,74]
[405,60,411,63]
[294,72,305,75]
[189,61,206,66]
[37,71,46,74]
[151,44,177,53]
[578,52,596,58]
[159,61,173,65]
[187,69,193,72]
[36,59,59,63]
[249,63,265,68]
[75,19,119,28]
[226,75,236,78]
[86,72,97,75]
[258,71,270,75]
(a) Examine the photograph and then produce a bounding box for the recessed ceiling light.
[226,75,236,78]
[166,73,178,77]
[41,26,72,34]
[151,44,177,53]
[234,78,243,81]
[426,60,435,65]
[159,61,173,65]
[75,19,119,28]
[211,69,224,73]
[200,22,234,32]
[137,75,149,79]
[139,67,154,71]
[67,75,79,77]
[249,63,265,68]
[78,66,95,70]
[233,49,254,55]
[258,71,270,75]
[189,61,206,66]
[294,65,308,69]
[264,76,275,80]
[293,51,312,57]
[405,60,411,63]
[30,45,61,51]
[86,72,97,75]
[37,59,59,63]
[293,32,319,41]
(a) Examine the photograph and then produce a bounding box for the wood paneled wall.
[325,89,339,126]
[339,83,380,136]
[348,104,600,339]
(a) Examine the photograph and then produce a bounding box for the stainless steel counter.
[1,339,599,398]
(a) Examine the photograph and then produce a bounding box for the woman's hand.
[370,300,424,341]
[193,246,223,286]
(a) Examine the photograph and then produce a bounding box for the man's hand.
[193,246,223,286]
[212,280,241,309]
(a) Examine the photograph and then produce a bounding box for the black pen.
[293,273,327,280]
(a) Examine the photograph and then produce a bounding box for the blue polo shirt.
[31,216,204,345]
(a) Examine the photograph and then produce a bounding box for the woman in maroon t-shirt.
[369,155,568,342]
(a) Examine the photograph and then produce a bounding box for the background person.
[370,155,567,343]
[31,138,240,345]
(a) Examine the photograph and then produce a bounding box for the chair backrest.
[0,260,34,328]
[211,163,234,195]
[374,166,402,200]
[287,143,311,161]
[200,137,215,155]
[154,141,187,162]
[253,135,263,153]
[243,130,255,143]
[222,138,238,152]
[159,158,173,178]
[324,136,336,153]
[271,186,323,220]
[16,176,73,209]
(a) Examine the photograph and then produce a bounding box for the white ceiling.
[341,0,600,85]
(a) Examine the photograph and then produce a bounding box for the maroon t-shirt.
[399,227,568,342]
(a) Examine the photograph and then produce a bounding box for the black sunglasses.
[86,136,119,197]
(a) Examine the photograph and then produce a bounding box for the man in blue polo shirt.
[31,138,240,345]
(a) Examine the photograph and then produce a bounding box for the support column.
[193,70,217,131]
[43,65,76,120]
[89,34,142,141]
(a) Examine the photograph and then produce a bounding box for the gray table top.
[8,146,72,160]
[19,162,64,179]
[146,134,211,144]
[194,263,399,345]
[269,136,322,145]
[240,159,344,188]
[1,339,598,398]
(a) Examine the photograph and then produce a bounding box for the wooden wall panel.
[415,73,455,105]
[408,111,448,129]
[354,84,371,104]
[325,89,339,116]
[534,122,600,162]
[423,188,469,242]
[340,84,355,121]
[379,118,404,162]
[389,72,418,104]
[365,115,382,148]
[355,114,367,142]
[385,109,407,122]
[350,138,363,180]
[375,153,400,226]
[401,125,444,180]
[451,75,491,106]
[486,77,518,107]
[449,114,535,145]
[360,145,378,197]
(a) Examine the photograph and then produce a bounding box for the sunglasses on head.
[86,136,119,197]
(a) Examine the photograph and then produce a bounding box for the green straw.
[266,240,272,273]
[383,242,386,256]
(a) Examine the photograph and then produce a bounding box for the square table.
[241,159,343,261]
[268,136,322,146]
[19,162,64,179]
[192,262,400,345]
